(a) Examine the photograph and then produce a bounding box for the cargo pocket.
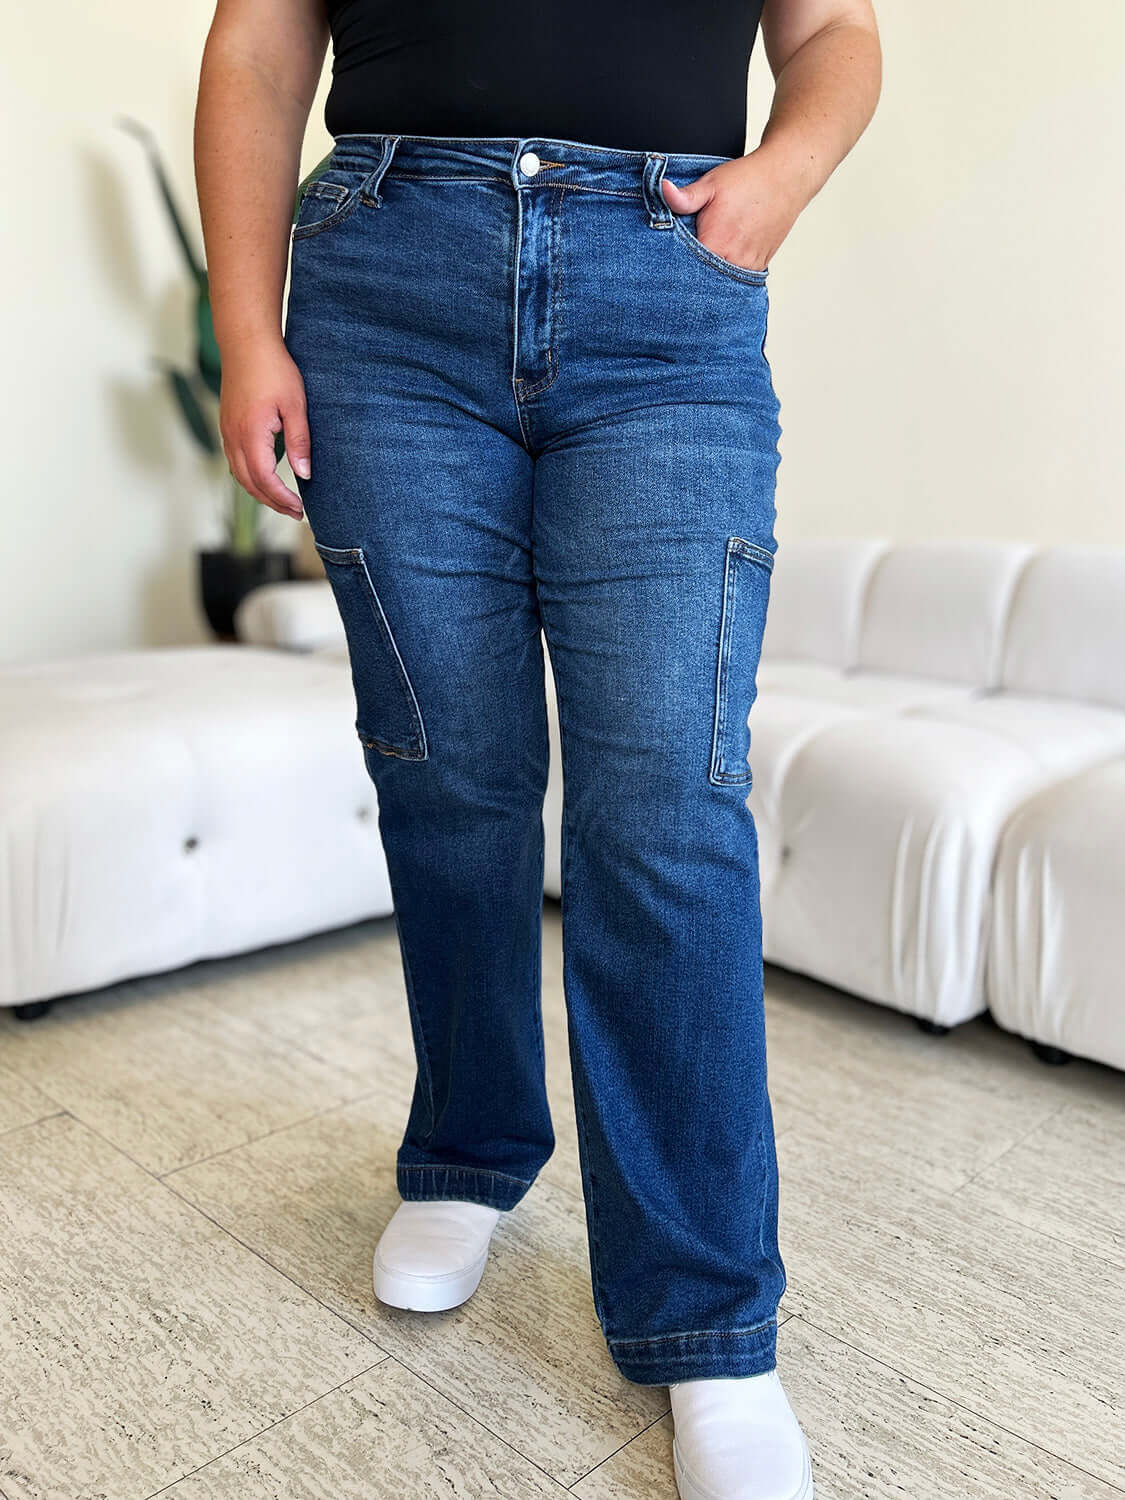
[314,542,428,761]
[708,537,775,787]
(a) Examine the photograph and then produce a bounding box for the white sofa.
[753,539,1125,1071]
[5,541,1123,1076]
[0,646,392,1016]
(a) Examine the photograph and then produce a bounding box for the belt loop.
[360,135,402,208]
[642,152,674,229]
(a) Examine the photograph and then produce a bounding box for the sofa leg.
[12,1001,52,1022]
[1030,1040,1072,1066]
[915,1017,950,1036]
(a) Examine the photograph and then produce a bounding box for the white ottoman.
[989,757,1125,1071]
[0,646,393,1013]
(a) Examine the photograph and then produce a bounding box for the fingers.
[224,404,305,520]
[280,393,312,481]
[661,165,771,270]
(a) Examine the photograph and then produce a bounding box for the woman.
[195,4,880,1496]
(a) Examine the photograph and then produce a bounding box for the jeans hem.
[606,1316,779,1385]
[397,1161,533,1212]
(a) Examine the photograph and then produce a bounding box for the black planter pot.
[198,547,294,640]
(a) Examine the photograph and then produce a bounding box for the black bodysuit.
[323,0,766,159]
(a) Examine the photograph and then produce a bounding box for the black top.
[323,1,765,159]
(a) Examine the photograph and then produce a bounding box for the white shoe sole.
[373,1244,490,1312]
[673,1434,814,1500]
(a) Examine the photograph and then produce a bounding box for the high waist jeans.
[283,133,786,1385]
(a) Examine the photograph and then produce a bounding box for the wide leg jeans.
[284,132,786,1385]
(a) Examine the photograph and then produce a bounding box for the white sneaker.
[670,1371,814,1500]
[372,1199,502,1312]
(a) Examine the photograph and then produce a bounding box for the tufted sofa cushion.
[0,647,393,1008]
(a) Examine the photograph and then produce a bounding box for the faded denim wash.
[283,132,786,1385]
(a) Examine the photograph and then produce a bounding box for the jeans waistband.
[328,132,732,198]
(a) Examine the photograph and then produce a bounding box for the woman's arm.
[661,0,882,273]
[194,0,329,517]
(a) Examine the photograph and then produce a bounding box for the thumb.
[661,172,716,216]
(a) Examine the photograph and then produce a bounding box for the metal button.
[519,151,541,177]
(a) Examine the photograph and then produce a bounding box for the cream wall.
[0,1,334,667]
[750,2,1125,548]
[3,1,1122,665]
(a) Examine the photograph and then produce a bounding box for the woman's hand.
[219,335,311,520]
[661,150,806,274]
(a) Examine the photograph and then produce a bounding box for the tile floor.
[1,904,1122,1499]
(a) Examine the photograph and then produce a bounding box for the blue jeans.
[283,133,786,1385]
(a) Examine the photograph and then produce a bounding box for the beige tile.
[6,906,1123,1497]
[765,962,1122,1112]
[0,1114,378,1500]
[774,1126,1125,1489]
[764,1011,1068,1195]
[0,969,373,1175]
[570,1412,676,1499]
[578,1314,1125,1500]
[779,1316,1125,1500]
[956,1101,1125,1269]
[165,1092,407,1327]
[168,1092,668,1486]
[370,1171,669,1486]
[760,967,1125,1194]
[163,1357,569,1498]
[0,1059,60,1136]
[187,914,417,1082]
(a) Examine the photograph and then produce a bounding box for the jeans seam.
[709,539,770,787]
[291,199,359,241]
[327,169,644,200]
[757,1120,787,1303]
[315,542,428,760]
[352,548,428,757]
[370,172,499,182]
[397,923,436,1143]
[532,803,548,1086]
[607,1317,777,1349]
[514,347,558,400]
[552,648,614,1330]
[330,132,730,165]
[719,543,739,772]
[399,1163,534,1188]
[670,219,771,286]
[509,183,534,449]
[515,184,569,401]
[709,540,739,784]
[729,537,776,572]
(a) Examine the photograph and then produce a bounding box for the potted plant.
[119,117,294,639]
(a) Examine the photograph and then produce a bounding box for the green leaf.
[159,364,220,455]
[196,276,222,397]
[117,116,205,287]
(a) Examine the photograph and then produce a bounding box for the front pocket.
[292,176,363,241]
[314,542,428,761]
[671,215,770,287]
[709,537,775,786]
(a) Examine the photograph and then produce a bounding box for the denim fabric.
[283,133,786,1385]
